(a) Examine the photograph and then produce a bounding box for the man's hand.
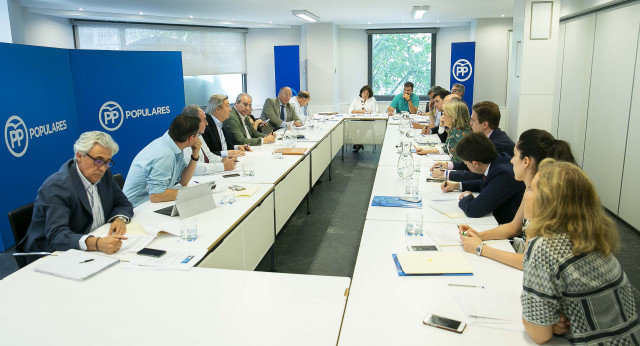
[96,235,127,255]
[223,157,237,171]
[460,230,483,254]
[459,191,473,200]
[109,218,127,235]
[240,144,252,152]
[552,313,570,335]
[294,121,302,127]
[403,93,411,101]
[412,122,426,129]
[191,136,202,153]
[387,107,395,116]
[431,169,445,179]
[441,181,460,192]
[263,133,276,144]
[228,150,245,157]
[431,162,448,171]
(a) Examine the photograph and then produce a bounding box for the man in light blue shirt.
[123,114,201,207]
[387,81,419,115]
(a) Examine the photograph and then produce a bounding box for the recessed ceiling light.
[232,19,236,21]
[138,12,144,15]
[367,21,371,25]
[189,15,194,18]
[412,6,429,19]
[77,7,83,11]
[292,10,319,23]
[436,20,440,23]
[269,21,272,24]
[501,14,505,17]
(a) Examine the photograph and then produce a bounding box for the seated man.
[123,114,201,207]
[412,85,446,131]
[451,83,465,98]
[260,86,302,133]
[19,131,133,256]
[224,93,276,146]
[203,94,250,157]
[387,81,419,115]
[441,132,525,224]
[181,105,237,175]
[433,101,515,181]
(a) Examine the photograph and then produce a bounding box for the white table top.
[338,220,567,345]
[0,260,350,346]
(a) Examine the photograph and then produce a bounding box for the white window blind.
[73,21,247,76]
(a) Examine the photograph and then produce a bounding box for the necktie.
[202,148,209,163]
[280,105,286,121]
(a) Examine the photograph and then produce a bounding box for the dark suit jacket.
[458,153,525,224]
[223,108,265,146]
[450,128,515,181]
[260,97,299,133]
[202,113,235,156]
[20,159,133,253]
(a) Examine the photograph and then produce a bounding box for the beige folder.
[396,252,473,275]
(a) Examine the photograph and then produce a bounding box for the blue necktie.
[280,105,286,121]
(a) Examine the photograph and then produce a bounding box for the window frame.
[367,28,437,101]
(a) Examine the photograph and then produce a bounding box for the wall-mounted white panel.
[556,15,596,166]
[618,23,640,230]
[551,22,565,137]
[582,3,640,212]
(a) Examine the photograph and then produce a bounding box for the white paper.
[427,154,451,161]
[34,249,119,280]
[427,200,466,218]
[456,292,523,322]
[425,224,462,246]
[128,248,207,270]
[116,235,155,254]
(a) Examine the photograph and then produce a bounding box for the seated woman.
[348,85,377,152]
[416,100,471,161]
[289,91,311,121]
[521,159,639,344]
[458,129,575,269]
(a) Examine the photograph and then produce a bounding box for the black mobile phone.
[408,245,439,252]
[137,248,166,258]
[223,173,241,178]
[423,314,466,333]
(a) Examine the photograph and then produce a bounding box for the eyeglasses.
[241,102,253,108]
[85,153,114,168]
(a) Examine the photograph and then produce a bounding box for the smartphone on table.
[423,314,466,333]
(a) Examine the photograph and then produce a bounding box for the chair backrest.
[113,173,125,190]
[7,202,34,249]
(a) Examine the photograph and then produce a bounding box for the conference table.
[0,114,566,345]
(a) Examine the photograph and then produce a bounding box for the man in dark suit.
[441,132,525,224]
[19,131,134,256]
[432,101,515,181]
[202,94,249,158]
[223,93,276,146]
[260,87,302,133]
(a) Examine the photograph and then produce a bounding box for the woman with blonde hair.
[520,159,639,344]
[416,100,471,161]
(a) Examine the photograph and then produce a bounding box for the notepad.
[234,185,260,197]
[274,148,307,155]
[394,252,473,275]
[426,200,466,218]
[456,292,522,323]
[371,196,422,208]
[34,249,119,280]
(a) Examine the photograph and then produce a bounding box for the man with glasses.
[224,93,276,146]
[123,114,201,207]
[19,131,134,256]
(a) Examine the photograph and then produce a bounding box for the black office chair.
[113,173,125,190]
[7,202,43,268]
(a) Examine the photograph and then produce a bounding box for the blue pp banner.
[70,50,185,180]
[274,45,300,96]
[0,43,80,250]
[450,42,476,107]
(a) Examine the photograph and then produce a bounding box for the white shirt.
[183,134,224,176]
[75,164,104,250]
[289,97,306,119]
[349,96,377,113]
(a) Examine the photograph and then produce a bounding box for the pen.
[448,284,484,288]
[457,224,468,237]
[434,164,442,168]
[194,181,200,184]
[444,169,448,188]
[80,259,94,264]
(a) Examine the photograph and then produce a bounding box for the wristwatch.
[115,216,129,224]
[191,155,199,162]
[475,242,484,256]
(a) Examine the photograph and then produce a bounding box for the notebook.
[34,249,119,280]
[394,252,473,275]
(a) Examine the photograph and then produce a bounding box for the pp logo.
[4,115,29,157]
[452,59,473,82]
[99,101,124,131]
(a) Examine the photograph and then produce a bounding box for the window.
[368,29,436,100]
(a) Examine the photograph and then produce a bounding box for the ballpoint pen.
[80,259,94,264]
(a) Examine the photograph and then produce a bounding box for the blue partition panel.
[274,45,300,96]
[70,50,185,179]
[450,42,476,107]
[0,43,80,250]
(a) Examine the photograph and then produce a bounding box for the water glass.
[220,187,236,205]
[405,213,424,239]
[242,160,254,177]
[272,144,283,159]
[405,176,420,196]
[180,218,198,241]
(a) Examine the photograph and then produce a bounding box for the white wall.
[473,18,512,107]
[246,27,301,108]
[435,25,472,88]
[305,23,338,111]
[337,28,367,106]
[22,11,73,48]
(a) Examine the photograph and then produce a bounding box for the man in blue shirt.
[387,82,419,115]
[123,114,201,207]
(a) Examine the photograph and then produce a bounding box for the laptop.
[154,182,216,217]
